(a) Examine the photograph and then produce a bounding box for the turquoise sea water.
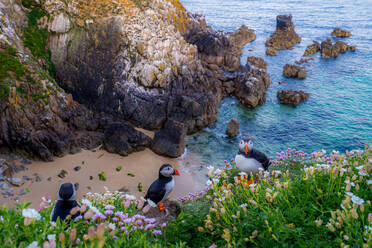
[181,0,372,166]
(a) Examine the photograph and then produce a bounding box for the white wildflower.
[351,195,365,205]
[356,165,363,170]
[240,203,248,208]
[108,223,116,230]
[22,208,41,221]
[26,241,39,248]
[239,172,247,176]
[47,234,56,241]
[358,171,368,176]
[345,192,354,197]
[367,180,372,185]
[212,178,219,184]
[340,204,345,210]
[214,169,222,175]
[344,180,355,186]
[249,184,257,187]
[206,180,212,186]
[125,194,136,201]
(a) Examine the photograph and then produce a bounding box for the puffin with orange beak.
[144,164,180,211]
[235,137,270,175]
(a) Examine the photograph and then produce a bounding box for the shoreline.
[0,148,207,209]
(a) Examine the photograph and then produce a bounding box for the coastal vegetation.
[0,145,370,247]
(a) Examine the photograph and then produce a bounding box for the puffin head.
[239,137,253,154]
[159,164,180,178]
[58,182,76,201]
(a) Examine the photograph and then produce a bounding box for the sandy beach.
[0,147,207,209]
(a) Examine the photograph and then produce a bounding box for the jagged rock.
[321,39,355,58]
[331,28,351,38]
[230,24,256,48]
[247,57,267,70]
[279,81,287,85]
[222,81,235,95]
[266,47,278,56]
[7,177,24,187]
[103,122,152,156]
[295,57,314,64]
[234,60,271,107]
[226,119,240,138]
[303,41,320,56]
[283,64,307,79]
[277,90,310,106]
[151,120,187,158]
[266,14,301,50]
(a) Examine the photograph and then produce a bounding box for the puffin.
[144,164,180,210]
[235,137,270,175]
[51,182,81,222]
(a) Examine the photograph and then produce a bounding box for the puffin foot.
[156,202,168,211]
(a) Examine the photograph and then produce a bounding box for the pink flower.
[104,210,113,216]
[112,217,118,222]
[124,199,131,209]
[69,229,77,242]
[152,230,162,235]
[105,205,115,210]
[161,223,166,229]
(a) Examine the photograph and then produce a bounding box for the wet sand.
[0,148,206,208]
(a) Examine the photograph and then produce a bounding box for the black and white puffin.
[235,137,270,175]
[51,183,81,222]
[144,164,180,210]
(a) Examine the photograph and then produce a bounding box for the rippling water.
[181,0,372,167]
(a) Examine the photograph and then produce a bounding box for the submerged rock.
[277,90,310,106]
[266,14,301,50]
[331,28,351,38]
[321,39,356,58]
[226,119,240,138]
[303,41,320,57]
[103,122,152,157]
[247,56,267,70]
[283,64,307,79]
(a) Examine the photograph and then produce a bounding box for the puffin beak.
[245,144,248,154]
[172,168,180,176]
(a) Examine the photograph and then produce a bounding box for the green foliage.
[98,171,107,181]
[127,173,135,177]
[116,166,123,172]
[22,5,56,77]
[0,47,25,81]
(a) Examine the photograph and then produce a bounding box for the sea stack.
[266,14,301,54]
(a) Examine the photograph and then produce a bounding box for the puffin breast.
[235,154,263,174]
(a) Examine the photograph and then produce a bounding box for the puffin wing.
[144,179,166,205]
[252,149,270,170]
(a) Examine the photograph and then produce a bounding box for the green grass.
[0,146,370,247]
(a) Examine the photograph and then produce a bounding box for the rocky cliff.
[0,0,270,160]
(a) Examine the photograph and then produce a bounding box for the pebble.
[74,166,81,172]
[23,175,33,181]
[74,183,79,190]
[7,177,24,187]
[3,195,8,199]
[21,159,32,165]
[35,175,42,182]
[19,189,27,195]
[47,177,52,181]
[0,182,9,190]
[58,170,67,178]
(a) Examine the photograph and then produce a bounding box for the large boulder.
[103,122,152,156]
[151,120,187,158]
[321,39,356,58]
[234,58,271,107]
[226,119,240,138]
[277,90,310,106]
[331,28,351,38]
[266,14,301,50]
[283,64,307,79]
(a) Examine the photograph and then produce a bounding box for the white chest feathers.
[162,178,174,202]
[235,154,264,175]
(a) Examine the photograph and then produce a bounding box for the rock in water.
[283,64,307,79]
[331,28,351,38]
[151,120,187,158]
[266,14,301,50]
[266,47,278,56]
[103,122,152,156]
[321,39,356,58]
[230,24,256,48]
[303,41,320,57]
[226,119,240,138]
[277,90,310,106]
[234,58,271,107]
